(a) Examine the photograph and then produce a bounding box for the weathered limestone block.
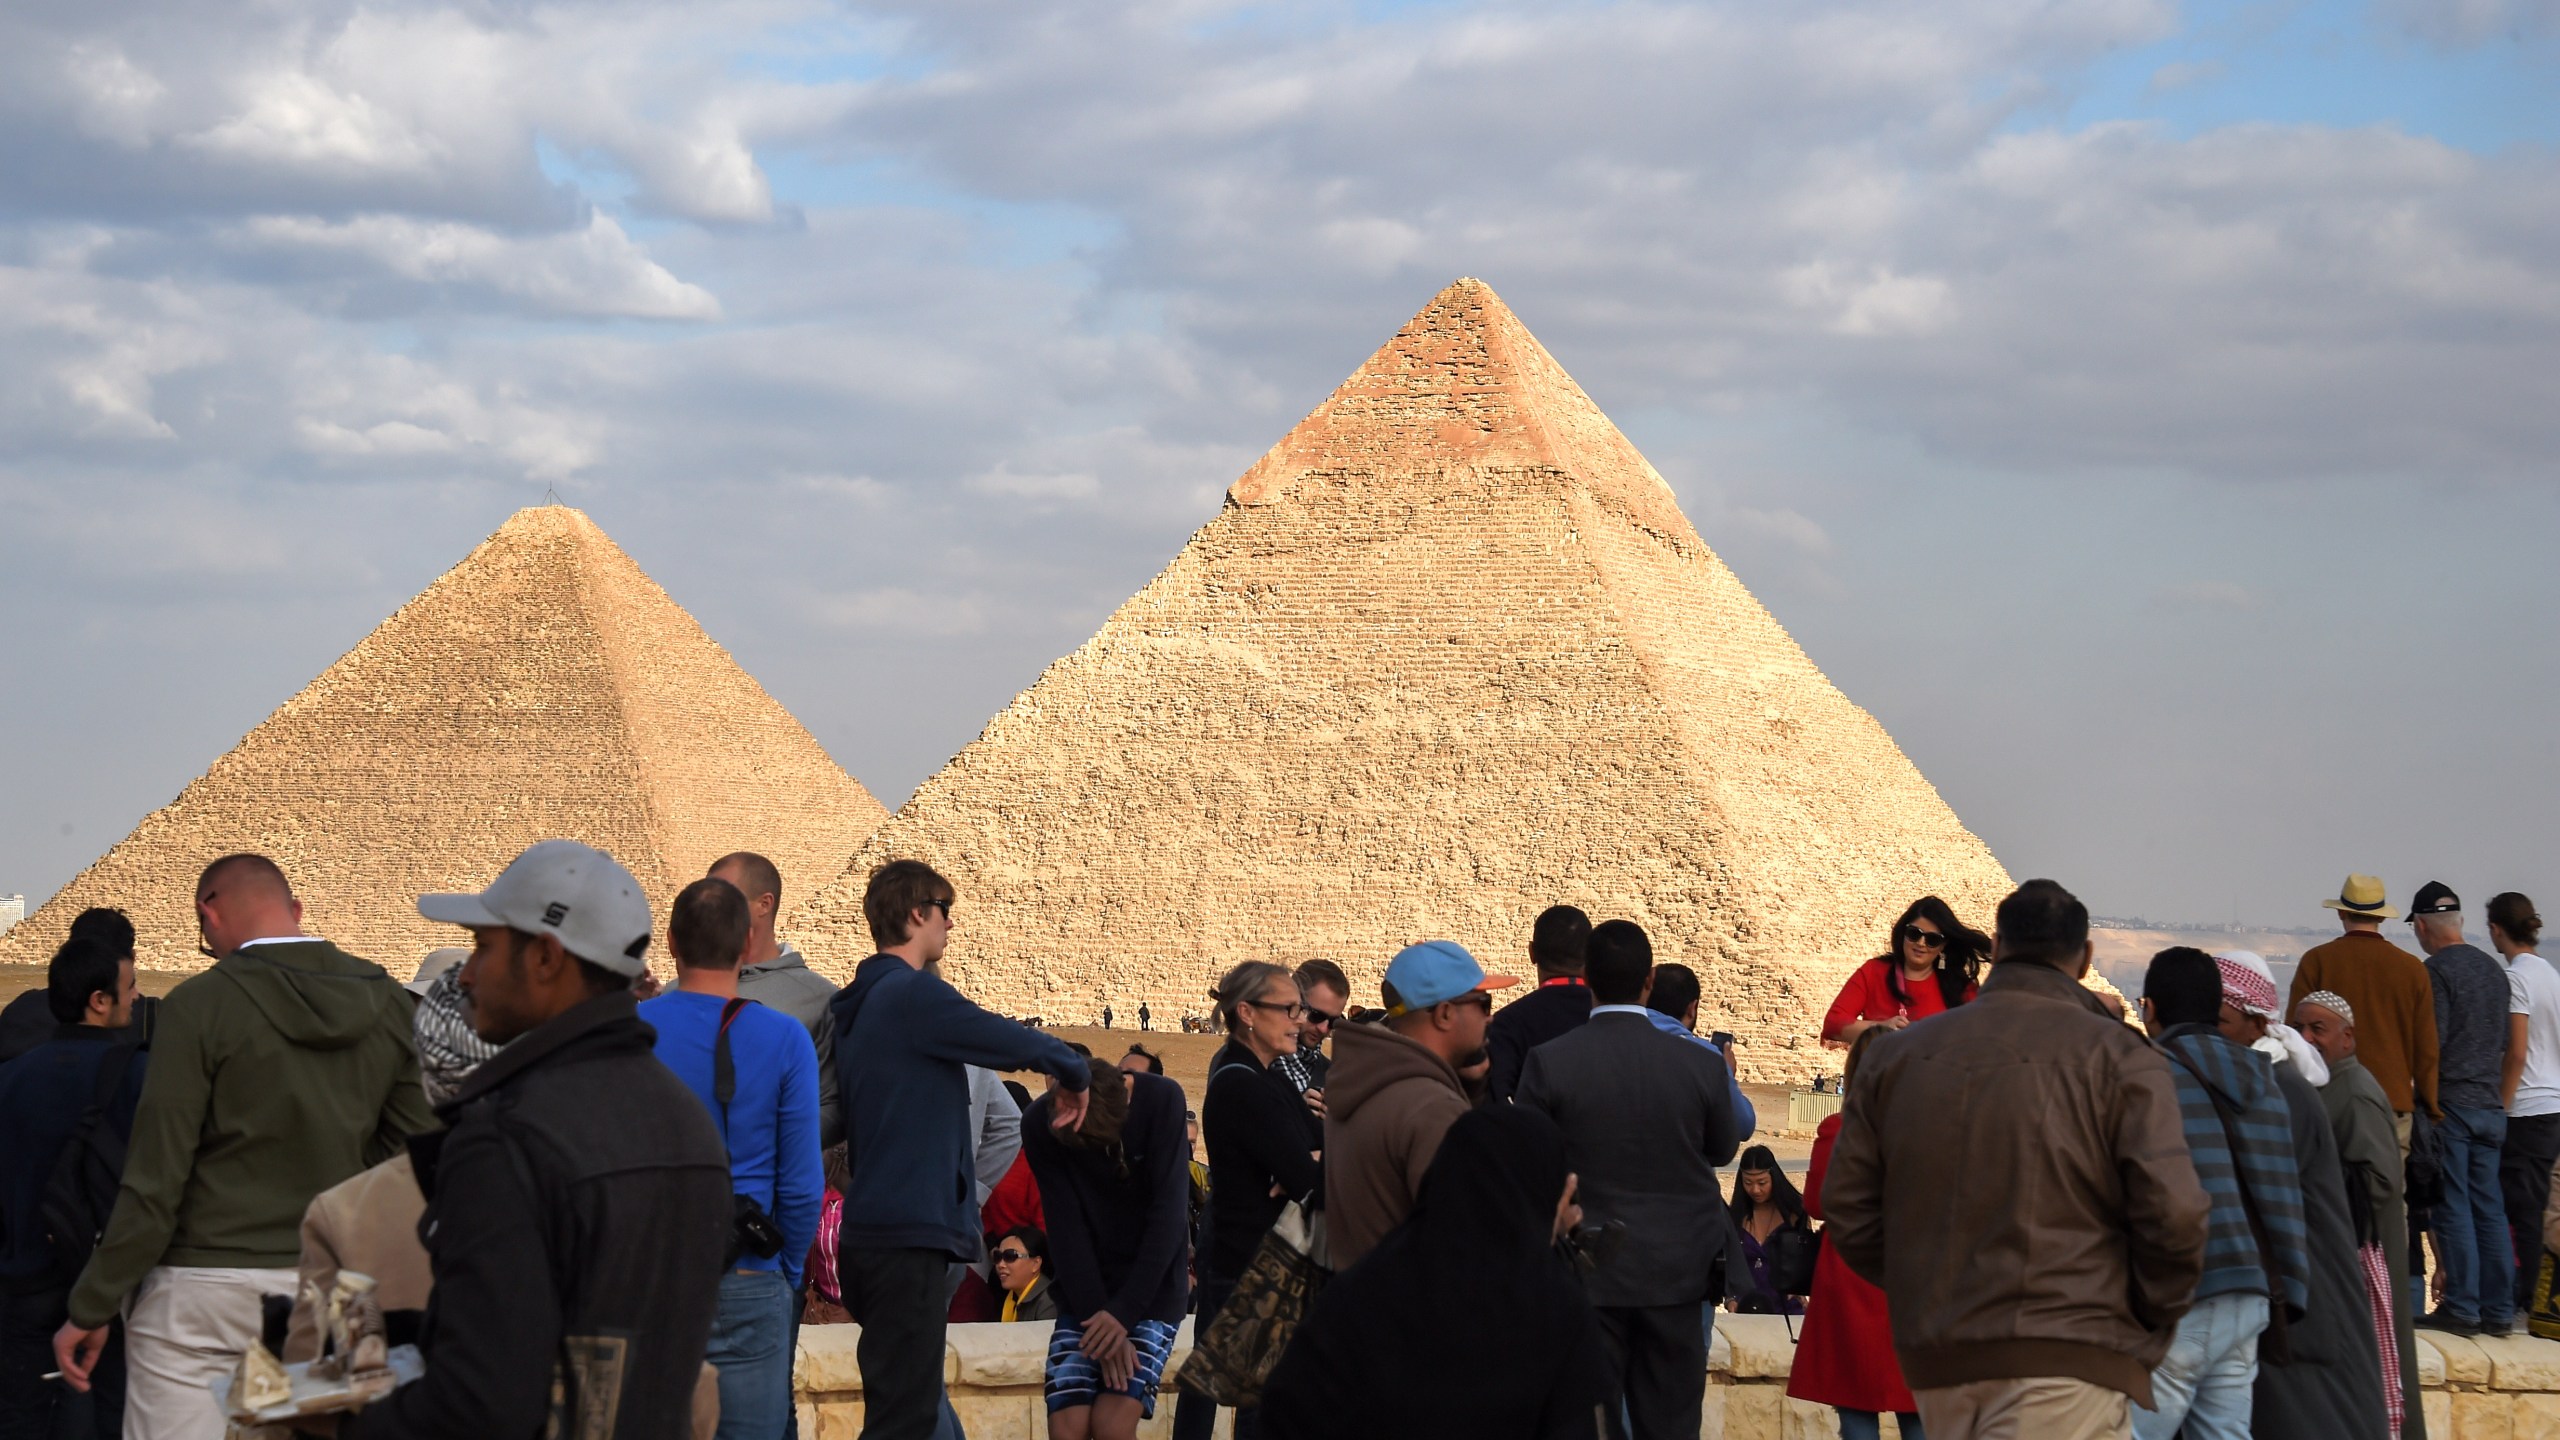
[1782,1395,1843,1438]
[796,1325,865,1393]
[788,279,2014,1083]
[811,1399,863,1440]
[948,1393,1037,1440]
[1724,1383,1783,1440]
[2455,1389,2516,1439]
[2423,1333,2453,1387]
[2442,1334,2498,1387]
[1722,1315,1797,1380]
[2514,1392,2560,1440]
[0,506,887,978]
[948,1322,1051,1388]
[2485,1333,2560,1392]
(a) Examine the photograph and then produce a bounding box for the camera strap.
[713,997,750,1151]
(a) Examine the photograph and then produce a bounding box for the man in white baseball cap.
[358,839,731,1438]
[418,838,656,1043]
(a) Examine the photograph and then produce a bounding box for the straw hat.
[2320,873,2398,919]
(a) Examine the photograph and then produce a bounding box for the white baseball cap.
[418,840,654,977]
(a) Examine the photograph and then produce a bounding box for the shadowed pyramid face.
[791,279,2012,1081]
[4,506,887,977]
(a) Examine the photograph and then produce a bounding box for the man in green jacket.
[53,853,432,1439]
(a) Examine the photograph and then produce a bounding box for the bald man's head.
[197,853,292,905]
[195,853,302,959]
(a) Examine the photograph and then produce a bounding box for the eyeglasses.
[924,899,952,918]
[990,1249,1029,1265]
[1304,1007,1341,1029]
[1242,997,1307,1021]
[1898,926,1946,949]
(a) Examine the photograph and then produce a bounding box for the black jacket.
[1515,1010,1744,1308]
[1201,1041,1323,1283]
[1484,981,1590,1104]
[1022,1072,1192,1326]
[0,1027,147,1284]
[351,991,730,1440]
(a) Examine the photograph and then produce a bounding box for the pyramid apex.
[491,503,596,539]
[1226,280,1686,535]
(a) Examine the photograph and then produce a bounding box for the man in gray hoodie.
[712,852,843,1146]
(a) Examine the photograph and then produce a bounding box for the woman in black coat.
[1260,1105,1613,1440]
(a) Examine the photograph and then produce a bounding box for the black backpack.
[40,1044,140,1282]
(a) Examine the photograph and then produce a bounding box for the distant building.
[0,895,23,935]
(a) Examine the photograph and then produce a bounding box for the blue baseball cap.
[1381,940,1518,1016]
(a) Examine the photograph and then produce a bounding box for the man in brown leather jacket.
[1825,879,2210,1440]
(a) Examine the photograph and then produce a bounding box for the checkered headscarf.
[2213,951,2281,1018]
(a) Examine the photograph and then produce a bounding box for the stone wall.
[796,1315,2560,1439]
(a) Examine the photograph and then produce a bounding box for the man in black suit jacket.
[1517,919,1744,1440]
[1485,905,1594,1103]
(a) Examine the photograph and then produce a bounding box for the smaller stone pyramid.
[2,506,888,974]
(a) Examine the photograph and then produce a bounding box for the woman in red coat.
[1787,1029,1921,1440]
[1819,896,1987,1045]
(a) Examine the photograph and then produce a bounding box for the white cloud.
[187,70,443,174]
[234,212,720,319]
[1779,262,1958,336]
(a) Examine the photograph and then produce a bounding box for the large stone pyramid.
[790,279,2013,1079]
[3,506,888,975]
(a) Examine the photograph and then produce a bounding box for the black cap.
[2411,881,2462,916]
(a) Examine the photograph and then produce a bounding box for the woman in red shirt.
[1819,895,1988,1045]
[1788,1029,1917,1440]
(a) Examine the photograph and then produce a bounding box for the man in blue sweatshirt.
[2135,946,2309,1440]
[642,876,822,1440]
[830,860,1090,1440]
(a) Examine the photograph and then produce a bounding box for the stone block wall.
[798,1315,2560,1440]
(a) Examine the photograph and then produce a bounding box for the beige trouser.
[1914,1376,2131,1440]
[2396,1109,2414,1159]
[123,1265,301,1440]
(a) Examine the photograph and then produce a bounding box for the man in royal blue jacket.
[831,861,1090,1440]
[643,876,822,1440]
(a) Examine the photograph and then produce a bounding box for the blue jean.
[2437,1103,2516,1325]
[708,1270,796,1440]
[1834,1409,1925,1440]
[2132,1292,2268,1440]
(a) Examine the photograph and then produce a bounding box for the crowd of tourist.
[0,846,2551,1440]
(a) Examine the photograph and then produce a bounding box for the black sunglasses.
[991,1248,1030,1264]
[1304,1006,1341,1028]
[1898,925,1946,949]
[924,898,952,918]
